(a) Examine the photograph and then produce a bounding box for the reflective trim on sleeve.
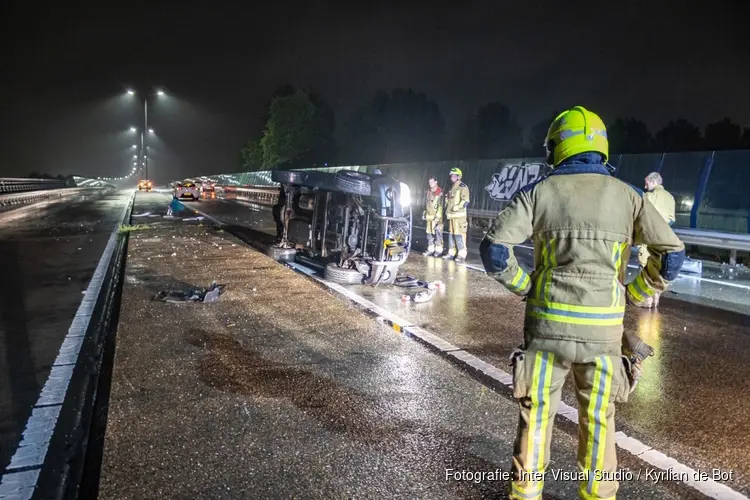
[627,273,656,302]
[508,267,531,293]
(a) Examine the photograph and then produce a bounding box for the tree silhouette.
[259,84,297,133]
[260,89,319,169]
[704,118,743,150]
[454,102,523,159]
[239,139,264,171]
[741,128,750,149]
[653,119,703,152]
[608,118,652,153]
[341,88,445,164]
[239,87,335,170]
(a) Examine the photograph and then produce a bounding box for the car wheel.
[324,262,364,285]
[334,171,371,196]
[271,170,307,184]
[266,245,297,262]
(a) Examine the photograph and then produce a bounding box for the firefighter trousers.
[447,217,468,258]
[425,219,444,253]
[510,342,630,500]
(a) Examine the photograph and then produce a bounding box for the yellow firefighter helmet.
[545,106,609,167]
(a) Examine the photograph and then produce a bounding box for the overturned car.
[268,169,412,286]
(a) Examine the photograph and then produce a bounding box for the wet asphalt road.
[170,194,750,496]
[101,192,704,499]
[0,188,132,473]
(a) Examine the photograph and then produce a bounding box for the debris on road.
[153,280,227,303]
[394,275,443,303]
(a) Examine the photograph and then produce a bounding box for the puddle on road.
[187,329,506,497]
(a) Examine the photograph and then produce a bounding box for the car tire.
[324,262,364,285]
[334,171,371,196]
[271,170,307,184]
[266,245,297,262]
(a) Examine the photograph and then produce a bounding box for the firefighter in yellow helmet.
[443,167,471,263]
[479,106,685,499]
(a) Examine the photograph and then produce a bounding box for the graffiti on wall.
[485,162,546,201]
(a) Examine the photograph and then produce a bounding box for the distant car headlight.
[399,182,411,207]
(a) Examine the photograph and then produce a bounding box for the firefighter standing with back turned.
[479,106,685,500]
[443,167,471,263]
[422,176,444,257]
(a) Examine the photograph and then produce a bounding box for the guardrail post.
[690,151,715,229]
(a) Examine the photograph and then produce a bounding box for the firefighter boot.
[443,232,455,259]
[423,234,435,256]
[454,235,467,263]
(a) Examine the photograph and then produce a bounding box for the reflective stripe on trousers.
[511,351,620,500]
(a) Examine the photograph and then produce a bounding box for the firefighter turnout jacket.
[445,181,470,219]
[423,187,444,220]
[480,154,686,344]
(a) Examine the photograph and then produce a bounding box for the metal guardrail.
[0,177,69,194]
[216,185,750,264]
[673,228,750,264]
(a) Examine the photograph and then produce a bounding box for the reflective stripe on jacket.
[479,153,685,343]
[445,182,470,219]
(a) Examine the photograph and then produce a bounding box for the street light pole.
[144,99,149,179]
[140,132,145,178]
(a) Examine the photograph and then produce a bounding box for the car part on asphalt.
[153,281,226,303]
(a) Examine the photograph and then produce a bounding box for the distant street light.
[129,126,137,132]
[132,144,137,149]
[127,89,135,95]
[133,155,137,159]
[157,90,165,96]
[148,128,154,133]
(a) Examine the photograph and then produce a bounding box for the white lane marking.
[188,206,226,227]
[0,190,135,499]
[283,259,747,500]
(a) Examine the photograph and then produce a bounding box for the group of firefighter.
[421,167,472,263]
[427,106,681,499]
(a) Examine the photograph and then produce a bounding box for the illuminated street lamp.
[127,89,135,95]
[129,126,137,132]
[131,88,165,179]
[131,144,137,149]
[133,154,137,159]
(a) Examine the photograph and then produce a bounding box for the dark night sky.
[2,1,748,182]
